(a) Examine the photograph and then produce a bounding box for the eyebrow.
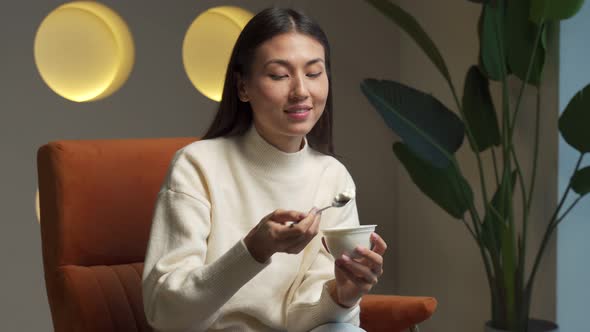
[263,58,325,69]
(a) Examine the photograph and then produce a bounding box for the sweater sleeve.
[286,167,361,332]
[141,150,270,331]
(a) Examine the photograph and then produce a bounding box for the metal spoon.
[317,190,355,213]
[286,189,355,227]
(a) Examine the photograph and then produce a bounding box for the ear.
[236,73,249,102]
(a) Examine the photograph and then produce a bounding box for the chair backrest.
[37,137,197,332]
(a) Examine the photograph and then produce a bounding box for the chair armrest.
[359,294,437,332]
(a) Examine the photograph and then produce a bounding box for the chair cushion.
[360,294,437,332]
[56,262,152,332]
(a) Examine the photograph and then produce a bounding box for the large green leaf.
[480,1,507,81]
[506,0,546,86]
[462,65,501,152]
[571,166,590,195]
[364,0,453,88]
[559,83,590,153]
[530,0,585,23]
[361,79,465,168]
[393,142,473,218]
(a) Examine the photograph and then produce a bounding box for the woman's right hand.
[244,208,321,263]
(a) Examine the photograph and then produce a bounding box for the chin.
[285,122,315,135]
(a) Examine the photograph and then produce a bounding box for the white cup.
[322,225,377,259]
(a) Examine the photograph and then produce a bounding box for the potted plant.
[360,0,588,331]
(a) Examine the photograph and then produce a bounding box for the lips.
[285,105,312,113]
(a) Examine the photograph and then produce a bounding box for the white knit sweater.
[142,124,361,332]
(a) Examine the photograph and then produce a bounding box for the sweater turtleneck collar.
[238,123,313,179]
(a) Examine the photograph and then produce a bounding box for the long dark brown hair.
[201,7,335,156]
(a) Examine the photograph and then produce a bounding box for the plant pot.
[485,319,558,332]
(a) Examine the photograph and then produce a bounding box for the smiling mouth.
[284,109,310,113]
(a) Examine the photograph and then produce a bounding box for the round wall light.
[34,1,134,102]
[182,6,253,102]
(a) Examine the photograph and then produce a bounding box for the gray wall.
[557,1,590,330]
[0,1,400,330]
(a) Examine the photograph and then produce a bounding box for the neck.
[238,123,312,181]
[254,123,304,153]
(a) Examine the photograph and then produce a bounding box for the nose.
[289,74,310,101]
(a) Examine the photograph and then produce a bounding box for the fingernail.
[341,254,350,262]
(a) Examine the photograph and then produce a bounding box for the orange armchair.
[37,137,436,332]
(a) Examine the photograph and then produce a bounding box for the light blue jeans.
[309,323,366,331]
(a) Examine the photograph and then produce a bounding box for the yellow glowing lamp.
[183,6,253,102]
[34,1,134,102]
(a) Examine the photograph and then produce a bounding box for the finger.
[259,210,276,224]
[273,224,308,240]
[271,209,307,224]
[290,208,318,230]
[283,230,317,254]
[308,212,321,235]
[283,215,321,252]
[284,239,308,254]
[275,209,319,241]
[273,221,315,242]
[337,255,379,285]
[353,246,383,275]
[286,215,321,248]
[335,263,374,292]
[370,233,388,256]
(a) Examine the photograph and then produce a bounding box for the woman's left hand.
[323,232,387,308]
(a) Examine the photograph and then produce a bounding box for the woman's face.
[238,32,329,151]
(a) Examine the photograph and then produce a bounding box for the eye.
[307,72,323,78]
[269,74,288,80]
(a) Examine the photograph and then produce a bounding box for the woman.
[142,7,387,332]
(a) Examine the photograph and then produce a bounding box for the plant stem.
[510,147,527,221]
[518,88,542,320]
[461,217,477,241]
[449,81,505,318]
[450,83,492,221]
[468,203,501,324]
[455,169,498,300]
[509,143,527,315]
[509,23,545,140]
[556,195,583,225]
[510,146,530,308]
[525,87,542,220]
[491,147,500,187]
[488,3,519,326]
[447,160,499,303]
[526,153,584,294]
[508,21,543,330]
[551,153,583,227]
[494,3,521,324]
